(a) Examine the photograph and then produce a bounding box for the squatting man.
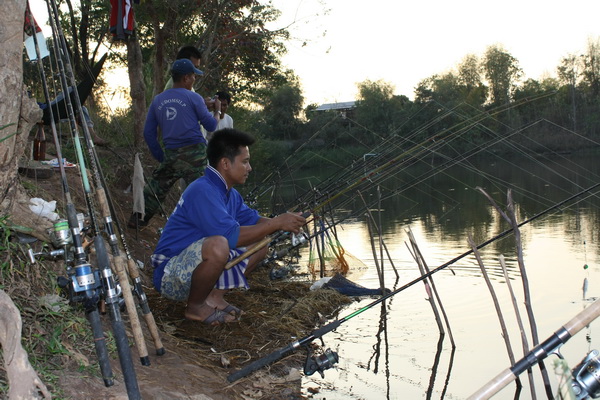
[151,128,307,324]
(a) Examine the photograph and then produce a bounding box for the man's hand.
[275,212,307,234]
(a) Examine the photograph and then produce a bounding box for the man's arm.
[143,105,164,162]
[194,94,218,132]
[237,213,306,247]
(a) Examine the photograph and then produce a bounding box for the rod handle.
[468,368,515,400]
[126,258,165,355]
[228,344,295,382]
[112,254,149,365]
[470,299,600,399]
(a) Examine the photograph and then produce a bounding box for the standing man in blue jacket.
[129,58,220,228]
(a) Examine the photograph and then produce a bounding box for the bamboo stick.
[477,187,553,397]
[468,235,521,396]
[499,254,536,400]
[406,227,455,345]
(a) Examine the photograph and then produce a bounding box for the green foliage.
[260,81,305,140]
[481,44,523,106]
[248,135,290,177]
[130,0,291,103]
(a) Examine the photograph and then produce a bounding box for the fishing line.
[454,101,600,193]
[457,99,599,177]
[228,181,600,383]
[419,121,575,210]
[284,112,596,276]
[287,93,556,215]
[250,101,440,208]
[437,103,600,211]
[373,119,571,208]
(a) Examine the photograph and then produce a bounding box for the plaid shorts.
[159,238,250,302]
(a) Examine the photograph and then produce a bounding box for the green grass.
[0,216,117,398]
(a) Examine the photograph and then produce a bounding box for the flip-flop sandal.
[221,304,243,318]
[202,309,234,325]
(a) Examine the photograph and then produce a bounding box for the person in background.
[151,128,307,325]
[203,91,234,141]
[128,58,218,228]
[39,90,108,146]
[79,105,108,146]
[164,45,203,92]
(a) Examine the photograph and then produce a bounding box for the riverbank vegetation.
[21,1,600,183]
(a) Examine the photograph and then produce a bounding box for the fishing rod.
[99,164,166,357]
[26,6,115,389]
[468,298,600,399]
[43,0,141,396]
[224,211,311,270]
[46,0,159,367]
[249,118,541,274]
[234,92,560,282]
[227,181,600,382]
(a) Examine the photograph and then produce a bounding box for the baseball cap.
[171,58,203,75]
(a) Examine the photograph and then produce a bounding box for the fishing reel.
[304,341,339,378]
[572,350,600,399]
[292,230,309,247]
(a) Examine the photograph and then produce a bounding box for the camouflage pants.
[143,143,207,220]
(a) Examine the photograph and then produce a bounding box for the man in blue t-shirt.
[128,58,220,228]
[151,128,307,325]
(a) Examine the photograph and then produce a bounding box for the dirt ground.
[14,144,351,400]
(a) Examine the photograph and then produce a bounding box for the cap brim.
[194,67,204,75]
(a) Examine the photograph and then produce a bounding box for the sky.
[27,0,600,108]
[268,0,600,105]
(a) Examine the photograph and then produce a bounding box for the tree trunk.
[146,0,165,98]
[127,36,147,147]
[0,0,50,240]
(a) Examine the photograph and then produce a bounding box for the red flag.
[110,0,135,40]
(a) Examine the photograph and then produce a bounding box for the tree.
[354,79,399,141]
[61,0,109,80]
[580,37,600,98]
[134,0,290,102]
[557,54,580,130]
[0,3,52,396]
[1,0,49,240]
[458,54,487,106]
[481,44,522,106]
[260,76,305,141]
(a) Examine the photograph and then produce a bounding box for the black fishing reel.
[572,349,600,399]
[304,342,339,378]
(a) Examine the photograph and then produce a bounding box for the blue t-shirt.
[143,88,217,162]
[152,166,260,289]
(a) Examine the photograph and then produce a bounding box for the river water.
[254,150,600,399]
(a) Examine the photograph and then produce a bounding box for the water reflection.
[246,150,600,399]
